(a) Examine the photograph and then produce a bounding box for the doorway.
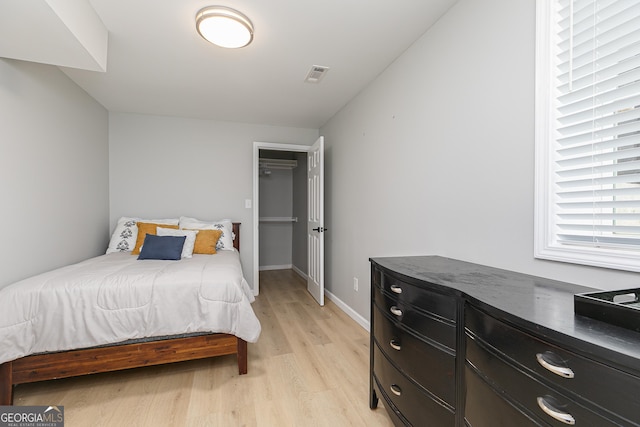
[252,142,313,297]
[257,149,307,273]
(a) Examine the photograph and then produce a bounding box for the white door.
[307,136,325,305]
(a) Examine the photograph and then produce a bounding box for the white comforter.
[0,251,261,365]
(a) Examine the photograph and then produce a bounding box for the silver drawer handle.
[536,353,575,379]
[390,306,403,317]
[390,284,403,294]
[537,397,575,425]
[390,384,402,396]
[389,339,401,351]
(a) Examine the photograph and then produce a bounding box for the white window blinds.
[535,0,640,271]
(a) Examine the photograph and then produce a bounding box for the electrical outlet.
[353,277,359,291]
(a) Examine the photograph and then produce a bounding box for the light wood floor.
[14,269,393,426]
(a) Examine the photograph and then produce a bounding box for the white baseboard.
[325,290,370,332]
[259,264,293,271]
[291,265,307,280]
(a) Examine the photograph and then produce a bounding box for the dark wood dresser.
[369,256,640,427]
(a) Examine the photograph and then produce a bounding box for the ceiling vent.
[305,65,330,83]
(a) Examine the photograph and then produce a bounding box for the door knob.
[312,227,327,232]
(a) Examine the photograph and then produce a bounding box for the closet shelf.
[259,158,298,170]
[259,217,298,223]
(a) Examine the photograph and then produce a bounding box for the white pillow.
[157,227,199,258]
[106,217,179,254]
[179,216,234,251]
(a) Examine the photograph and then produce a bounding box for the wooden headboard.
[232,222,240,251]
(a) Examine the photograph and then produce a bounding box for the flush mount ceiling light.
[196,6,254,49]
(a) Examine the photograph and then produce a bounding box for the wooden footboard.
[0,333,247,406]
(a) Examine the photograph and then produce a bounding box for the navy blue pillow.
[137,234,186,260]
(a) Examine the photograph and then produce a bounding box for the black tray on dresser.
[575,288,640,333]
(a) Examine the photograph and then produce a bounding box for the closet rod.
[259,217,298,223]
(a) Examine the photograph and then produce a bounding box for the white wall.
[108,112,318,289]
[320,0,640,321]
[0,58,109,289]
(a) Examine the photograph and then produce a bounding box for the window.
[535,0,640,271]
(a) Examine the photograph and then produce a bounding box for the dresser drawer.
[465,305,640,424]
[373,344,455,426]
[373,304,456,407]
[373,270,456,322]
[464,366,545,427]
[466,335,620,426]
[374,286,456,351]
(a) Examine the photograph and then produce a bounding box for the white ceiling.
[8,0,459,129]
[0,0,107,71]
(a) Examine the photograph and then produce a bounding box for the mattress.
[0,251,261,365]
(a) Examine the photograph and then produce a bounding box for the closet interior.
[258,149,308,276]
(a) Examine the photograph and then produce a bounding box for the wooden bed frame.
[0,222,247,406]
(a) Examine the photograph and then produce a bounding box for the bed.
[0,220,260,405]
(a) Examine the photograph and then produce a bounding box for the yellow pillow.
[186,229,222,254]
[132,222,179,255]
